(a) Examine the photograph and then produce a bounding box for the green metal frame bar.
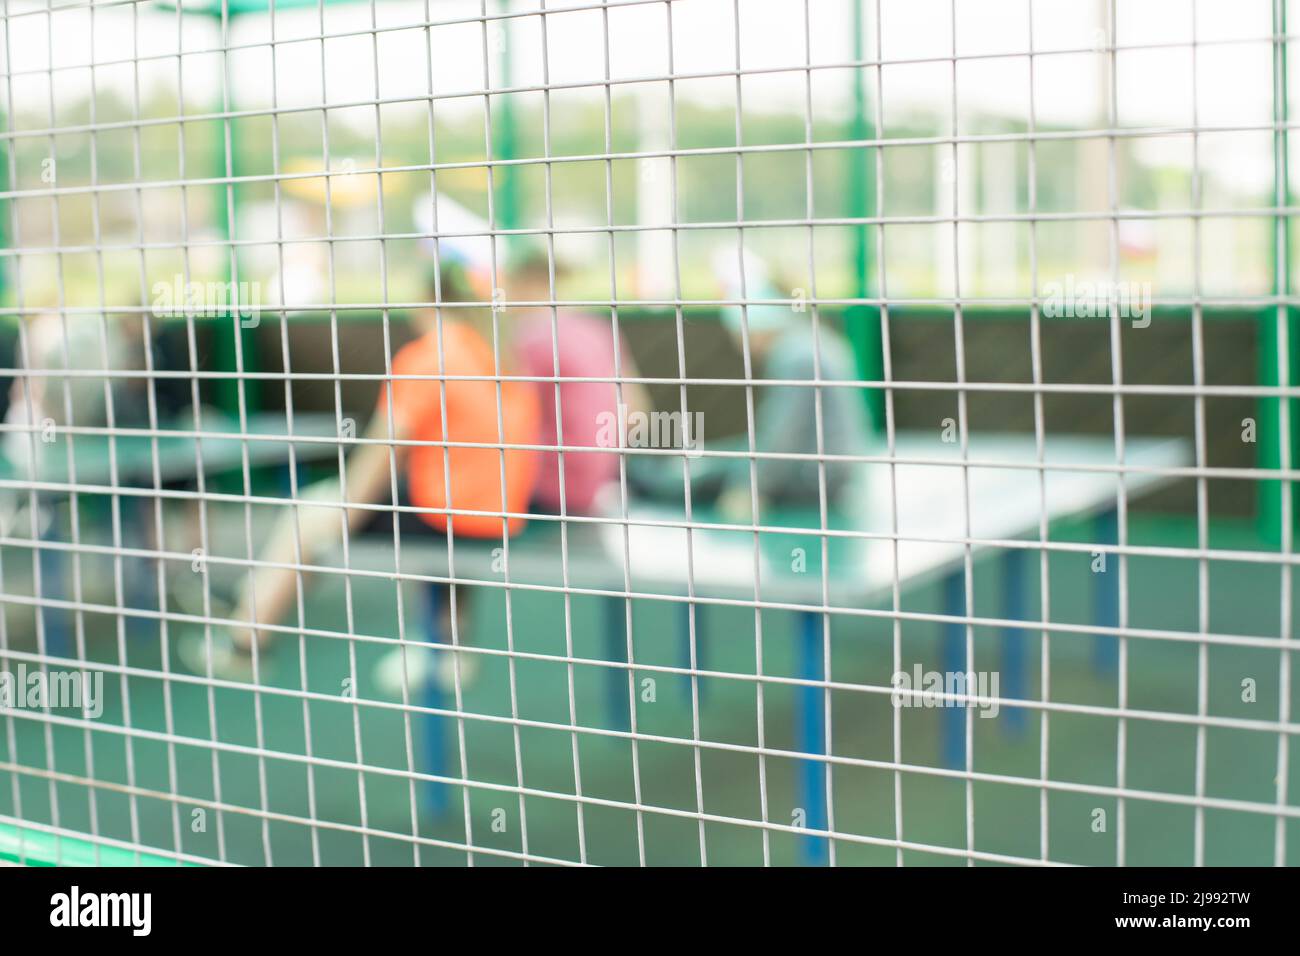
[0,104,9,310]
[0,822,193,867]
[846,0,883,430]
[1260,0,1296,541]
[495,0,521,239]
[211,78,256,418]
[155,1,358,16]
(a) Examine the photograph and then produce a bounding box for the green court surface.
[1,512,1297,866]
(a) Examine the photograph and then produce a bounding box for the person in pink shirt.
[509,252,648,515]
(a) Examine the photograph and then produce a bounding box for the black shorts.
[354,475,441,540]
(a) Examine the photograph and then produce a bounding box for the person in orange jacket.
[183,251,541,685]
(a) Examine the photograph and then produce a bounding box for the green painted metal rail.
[0,822,191,867]
[847,0,883,430]
[1260,0,1297,542]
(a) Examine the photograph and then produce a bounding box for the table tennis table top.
[340,430,1191,606]
[0,412,343,488]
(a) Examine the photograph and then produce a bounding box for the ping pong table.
[0,411,343,487]
[0,412,343,657]
[334,429,1190,863]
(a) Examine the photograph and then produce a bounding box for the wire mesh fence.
[0,0,1296,866]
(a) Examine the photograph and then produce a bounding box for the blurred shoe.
[373,645,433,696]
[434,646,479,694]
[178,630,267,683]
[373,643,479,697]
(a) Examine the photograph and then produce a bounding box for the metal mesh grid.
[0,0,1295,867]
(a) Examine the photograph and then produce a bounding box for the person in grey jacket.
[629,250,875,517]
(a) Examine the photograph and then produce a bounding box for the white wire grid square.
[0,0,1294,866]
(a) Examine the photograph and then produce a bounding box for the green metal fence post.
[1261,0,1296,542]
[212,6,260,419]
[848,0,883,432]
[496,0,520,240]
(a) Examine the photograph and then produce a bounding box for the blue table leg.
[38,504,69,662]
[678,600,706,701]
[126,496,156,637]
[1092,508,1119,673]
[1002,547,1027,734]
[603,596,630,731]
[422,582,449,817]
[795,610,828,865]
[941,570,965,769]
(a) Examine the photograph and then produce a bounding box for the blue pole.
[603,597,630,731]
[679,600,706,700]
[1092,508,1119,673]
[126,496,156,637]
[422,583,449,816]
[795,610,828,865]
[1002,547,1027,734]
[38,544,68,660]
[941,570,965,769]
[38,503,69,661]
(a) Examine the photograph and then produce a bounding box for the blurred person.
[366,241,649,692]
[1,310,144,536]
[181,197,542,688]
[629,249,873,516]
[0,310,160,638]
[3,311,137,469]
[506,248,650,517]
